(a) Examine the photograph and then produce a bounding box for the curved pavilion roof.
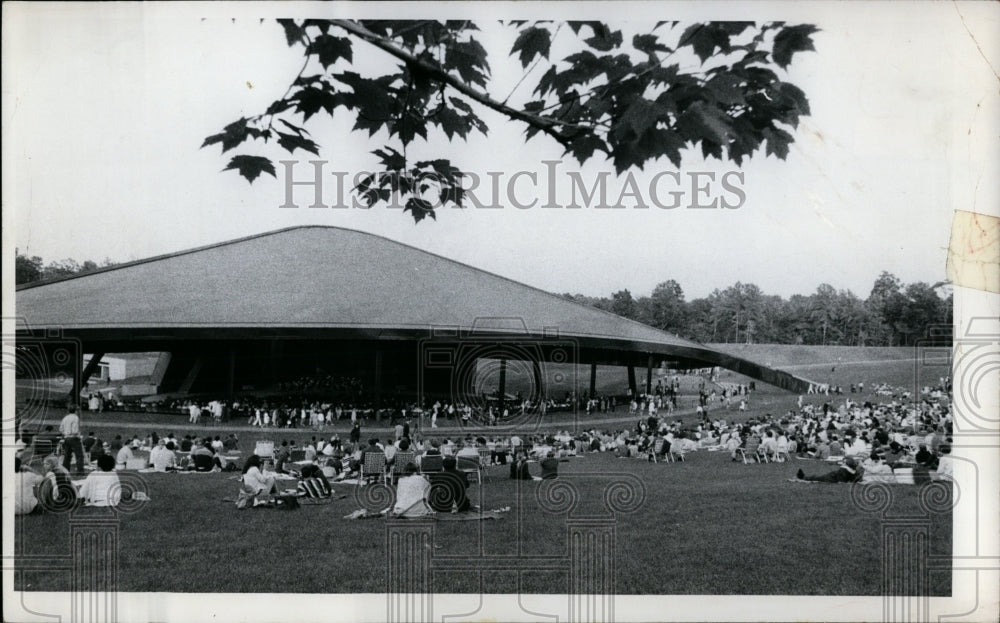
[16,226,810,391]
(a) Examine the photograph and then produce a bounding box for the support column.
[74,351,105,405]
[627,365,637,397]
[646,355,653,395]
[497,357,507,406]
[374,348,384,417]
[589,363,597,397]
[532,358,544,403]
[226,346,236,402]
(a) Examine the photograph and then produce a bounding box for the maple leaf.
[223,155,276,183]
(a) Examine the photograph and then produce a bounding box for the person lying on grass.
[795,457,865,483]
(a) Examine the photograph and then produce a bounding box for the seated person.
[115,441,137,470]
[428,457,471,512]
[150,439,178,472]
[38,456,77,509]
[79,454,122,507]
[759,432,778,458]
[297,460,333,493]
[351,438,385,476]
[274,441,291,473]
[796,457,865,483]
[190,440,221,472]
[393,463,432,517]
[456,438,481,461]
[15,457,44,515]
[509,450,532,480]
[934,444,954,481]
[860,453,895,483]
[418,439,443,468]
[539,452,559,480]
[915,444,936,469]
[240,455,278,507]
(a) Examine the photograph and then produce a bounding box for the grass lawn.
[14,449,952,595]
[14,350,952,595]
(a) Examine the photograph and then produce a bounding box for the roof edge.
[16,224,705,350]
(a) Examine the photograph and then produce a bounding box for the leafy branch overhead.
[203,19,818,222]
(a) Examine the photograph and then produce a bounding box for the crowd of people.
[15,374,956,517]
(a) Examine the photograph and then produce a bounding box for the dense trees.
[565,271,952,346]
[15,252,114,285]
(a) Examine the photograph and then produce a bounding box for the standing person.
[349,423,361,445]
[60,405,85,474]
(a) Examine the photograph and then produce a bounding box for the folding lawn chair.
[358,452,387,487]
[649,438,665,463]
[419,454,444,475]
[456,455,482,486]
[388,451,416,484]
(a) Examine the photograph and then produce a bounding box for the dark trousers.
[63,436,85,473]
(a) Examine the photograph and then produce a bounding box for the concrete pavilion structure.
[15,226,810,410]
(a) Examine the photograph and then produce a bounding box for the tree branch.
[330,19,584,148]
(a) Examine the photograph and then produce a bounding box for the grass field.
[14,347,953,596]
[14,449,952,595]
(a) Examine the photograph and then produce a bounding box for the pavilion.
[15,226,810,411]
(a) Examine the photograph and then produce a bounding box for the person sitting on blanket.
[934,444,954,480]
[115,440,137,470]
[509,450,532,480]
[539,452,559,480]
[79,454,121,507]
[393,463,432,517]
[38,456,76,508]
[274,441,291,474]
[190,440,222,472]
[150,438,178,472]
[241,455,278,506]
[915,444,936,469]
[15,457,44,515]
[297,459,333,493]
[429,458,471,513]
[796,457,865,483]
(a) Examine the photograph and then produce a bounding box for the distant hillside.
[707,344,919,368]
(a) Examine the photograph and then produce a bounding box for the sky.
[4,1,998,301]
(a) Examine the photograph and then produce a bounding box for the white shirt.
[16,471,43,514]
[150,446,176,472]
[60,413,81,437]
[79,471,121,507]
[394,474,431,517]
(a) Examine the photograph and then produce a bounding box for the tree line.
[15,252,116,285]
[563,272,952,347]
[16,251,949,347]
